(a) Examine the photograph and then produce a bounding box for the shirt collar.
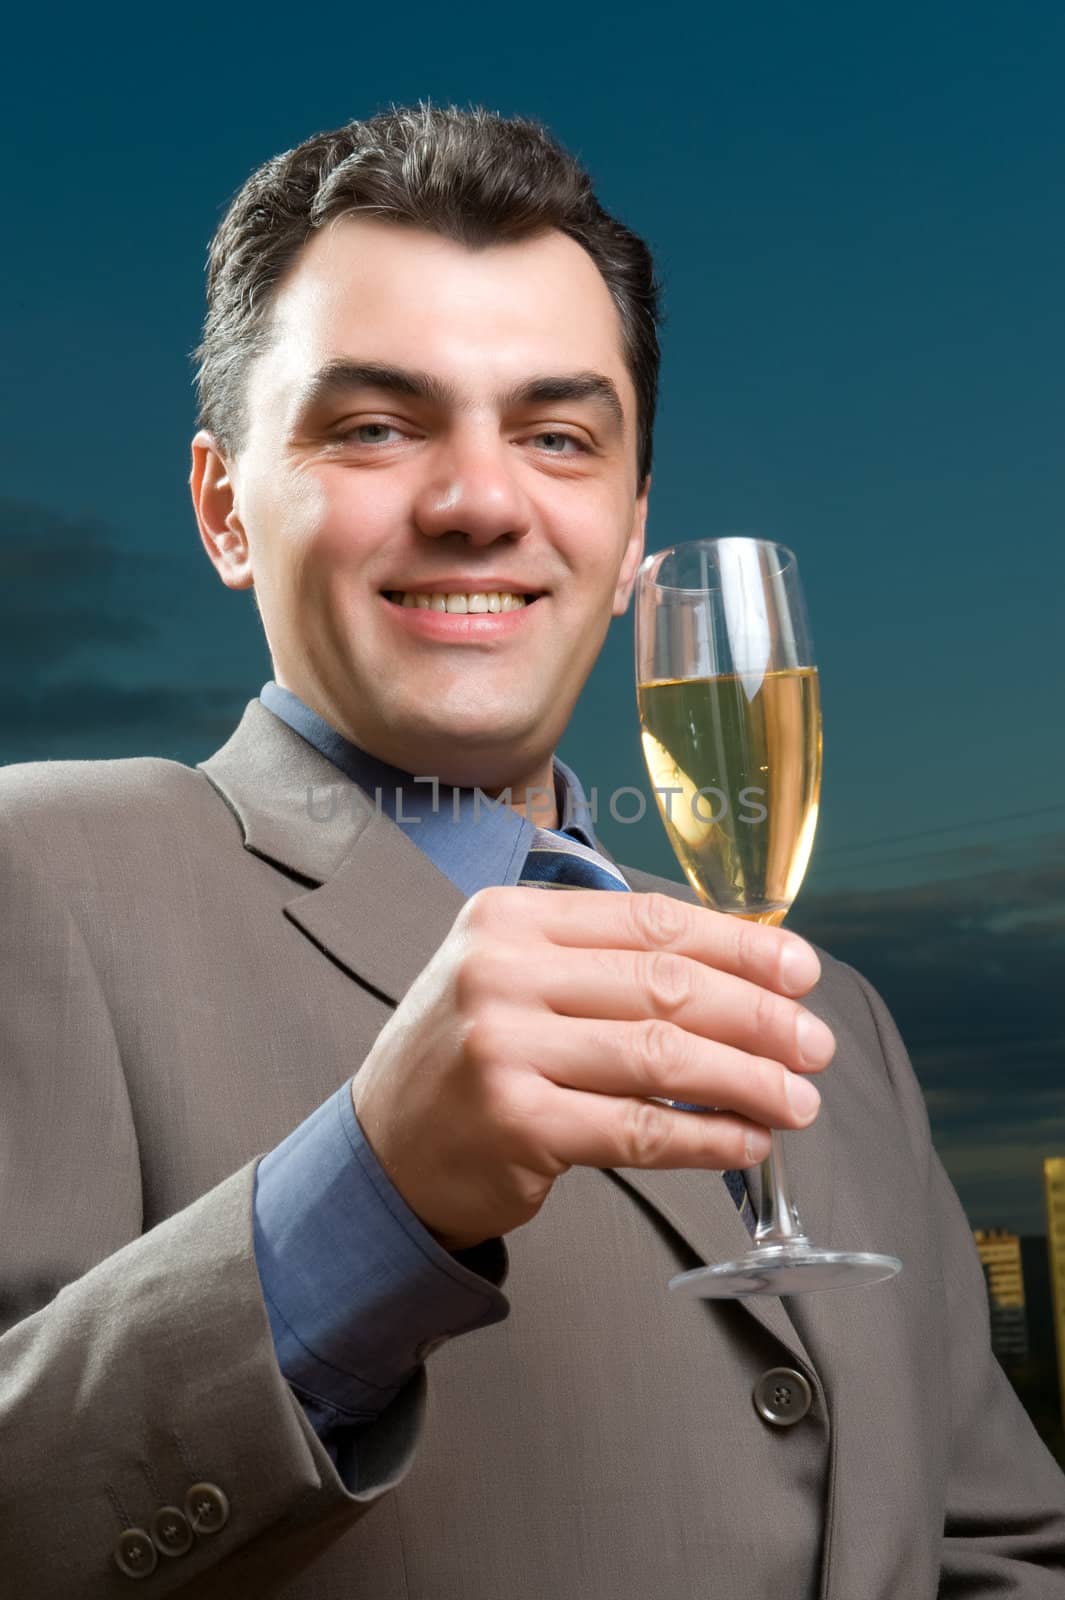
[258,681,601,897]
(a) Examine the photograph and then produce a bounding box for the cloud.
[0,681,254,762]
[792,850,1065,1232]
[0,499,260,764]
[0,499,161,672]
[933,1137,1065,1235]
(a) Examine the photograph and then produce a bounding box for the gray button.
[753,1366,813,1426]
[151,1505,193,1557]
[184,1481,230,1535]
[113,1528,158,1579]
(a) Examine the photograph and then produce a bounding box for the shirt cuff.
[253,1082,510,1426]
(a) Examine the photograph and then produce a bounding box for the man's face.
[193,216,648,793]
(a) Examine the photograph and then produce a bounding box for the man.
[1,104,1062,1598]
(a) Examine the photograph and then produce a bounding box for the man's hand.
[351,888,835,1252]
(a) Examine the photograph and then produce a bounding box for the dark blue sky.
[3,0,1063,1231]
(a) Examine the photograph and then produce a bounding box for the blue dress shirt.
[252,681,607,1455]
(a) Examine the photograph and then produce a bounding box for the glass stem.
[742,907,809,1248]
[753,1129,809,1247]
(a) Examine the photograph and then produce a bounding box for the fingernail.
[745,1128,773,1163]
[779,936,818,995]
[797,1011,836,1068]
[787,1073,822,1122]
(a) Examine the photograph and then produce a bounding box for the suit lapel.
[197,699,466,1006]
[198,700,822,1364]
[283,809,466,1007]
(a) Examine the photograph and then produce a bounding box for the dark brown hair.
[193,102,662,485]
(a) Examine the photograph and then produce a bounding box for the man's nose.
[411,435,533,546]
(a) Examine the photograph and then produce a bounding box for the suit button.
[113,1528,158,1579]
[753,1366,813,1426]
[185,1481,230,1535]
[151,1505,194,1557]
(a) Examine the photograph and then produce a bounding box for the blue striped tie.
[519,828,632,891]
[520,829,755,1232]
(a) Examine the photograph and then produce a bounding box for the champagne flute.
[635,537,902,1296]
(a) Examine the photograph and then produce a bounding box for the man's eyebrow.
[512,372,625,432]
[294,359,625,433]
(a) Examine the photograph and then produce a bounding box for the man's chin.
[374,715,555,794]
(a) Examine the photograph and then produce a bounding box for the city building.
[1044,1158,1065,1430]
[973,1228,1029,1362]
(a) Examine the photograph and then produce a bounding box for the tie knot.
[519,828,630,892]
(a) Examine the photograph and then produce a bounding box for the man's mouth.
[383,590,541,614]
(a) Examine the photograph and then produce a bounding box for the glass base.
[668,1242,903,1298]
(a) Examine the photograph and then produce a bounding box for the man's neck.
[271,677,561,828]
[471,759,557,828]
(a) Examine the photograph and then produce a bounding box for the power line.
[816,802,1065,859]
[808,827,1065,880]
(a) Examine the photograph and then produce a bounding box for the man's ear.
[190,430,254,591]
[611,474,650,616]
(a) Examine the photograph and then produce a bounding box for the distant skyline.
[3,2,1063,1231]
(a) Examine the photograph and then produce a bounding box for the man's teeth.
[390,591,530,613]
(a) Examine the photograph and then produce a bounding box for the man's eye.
[532,432,585,454]
[342,423,403,445]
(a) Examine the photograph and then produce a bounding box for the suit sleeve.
[253,1082,508,1450]
[848,967,1065,1593]
[0,807,429,1596]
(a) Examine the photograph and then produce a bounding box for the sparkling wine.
[638,668,821,917]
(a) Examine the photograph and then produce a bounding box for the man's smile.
[385,590,535,613]
[378,587,544,640]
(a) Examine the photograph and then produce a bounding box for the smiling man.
[1,104,1063,1599]
[194,216,648,799]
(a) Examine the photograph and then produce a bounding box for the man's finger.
[469,885,822,998]
[531,945,835,1076]
[535,1081,774,1172]
[498,1011,822,1132]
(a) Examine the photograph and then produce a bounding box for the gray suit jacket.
[1,698,1062,1597]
